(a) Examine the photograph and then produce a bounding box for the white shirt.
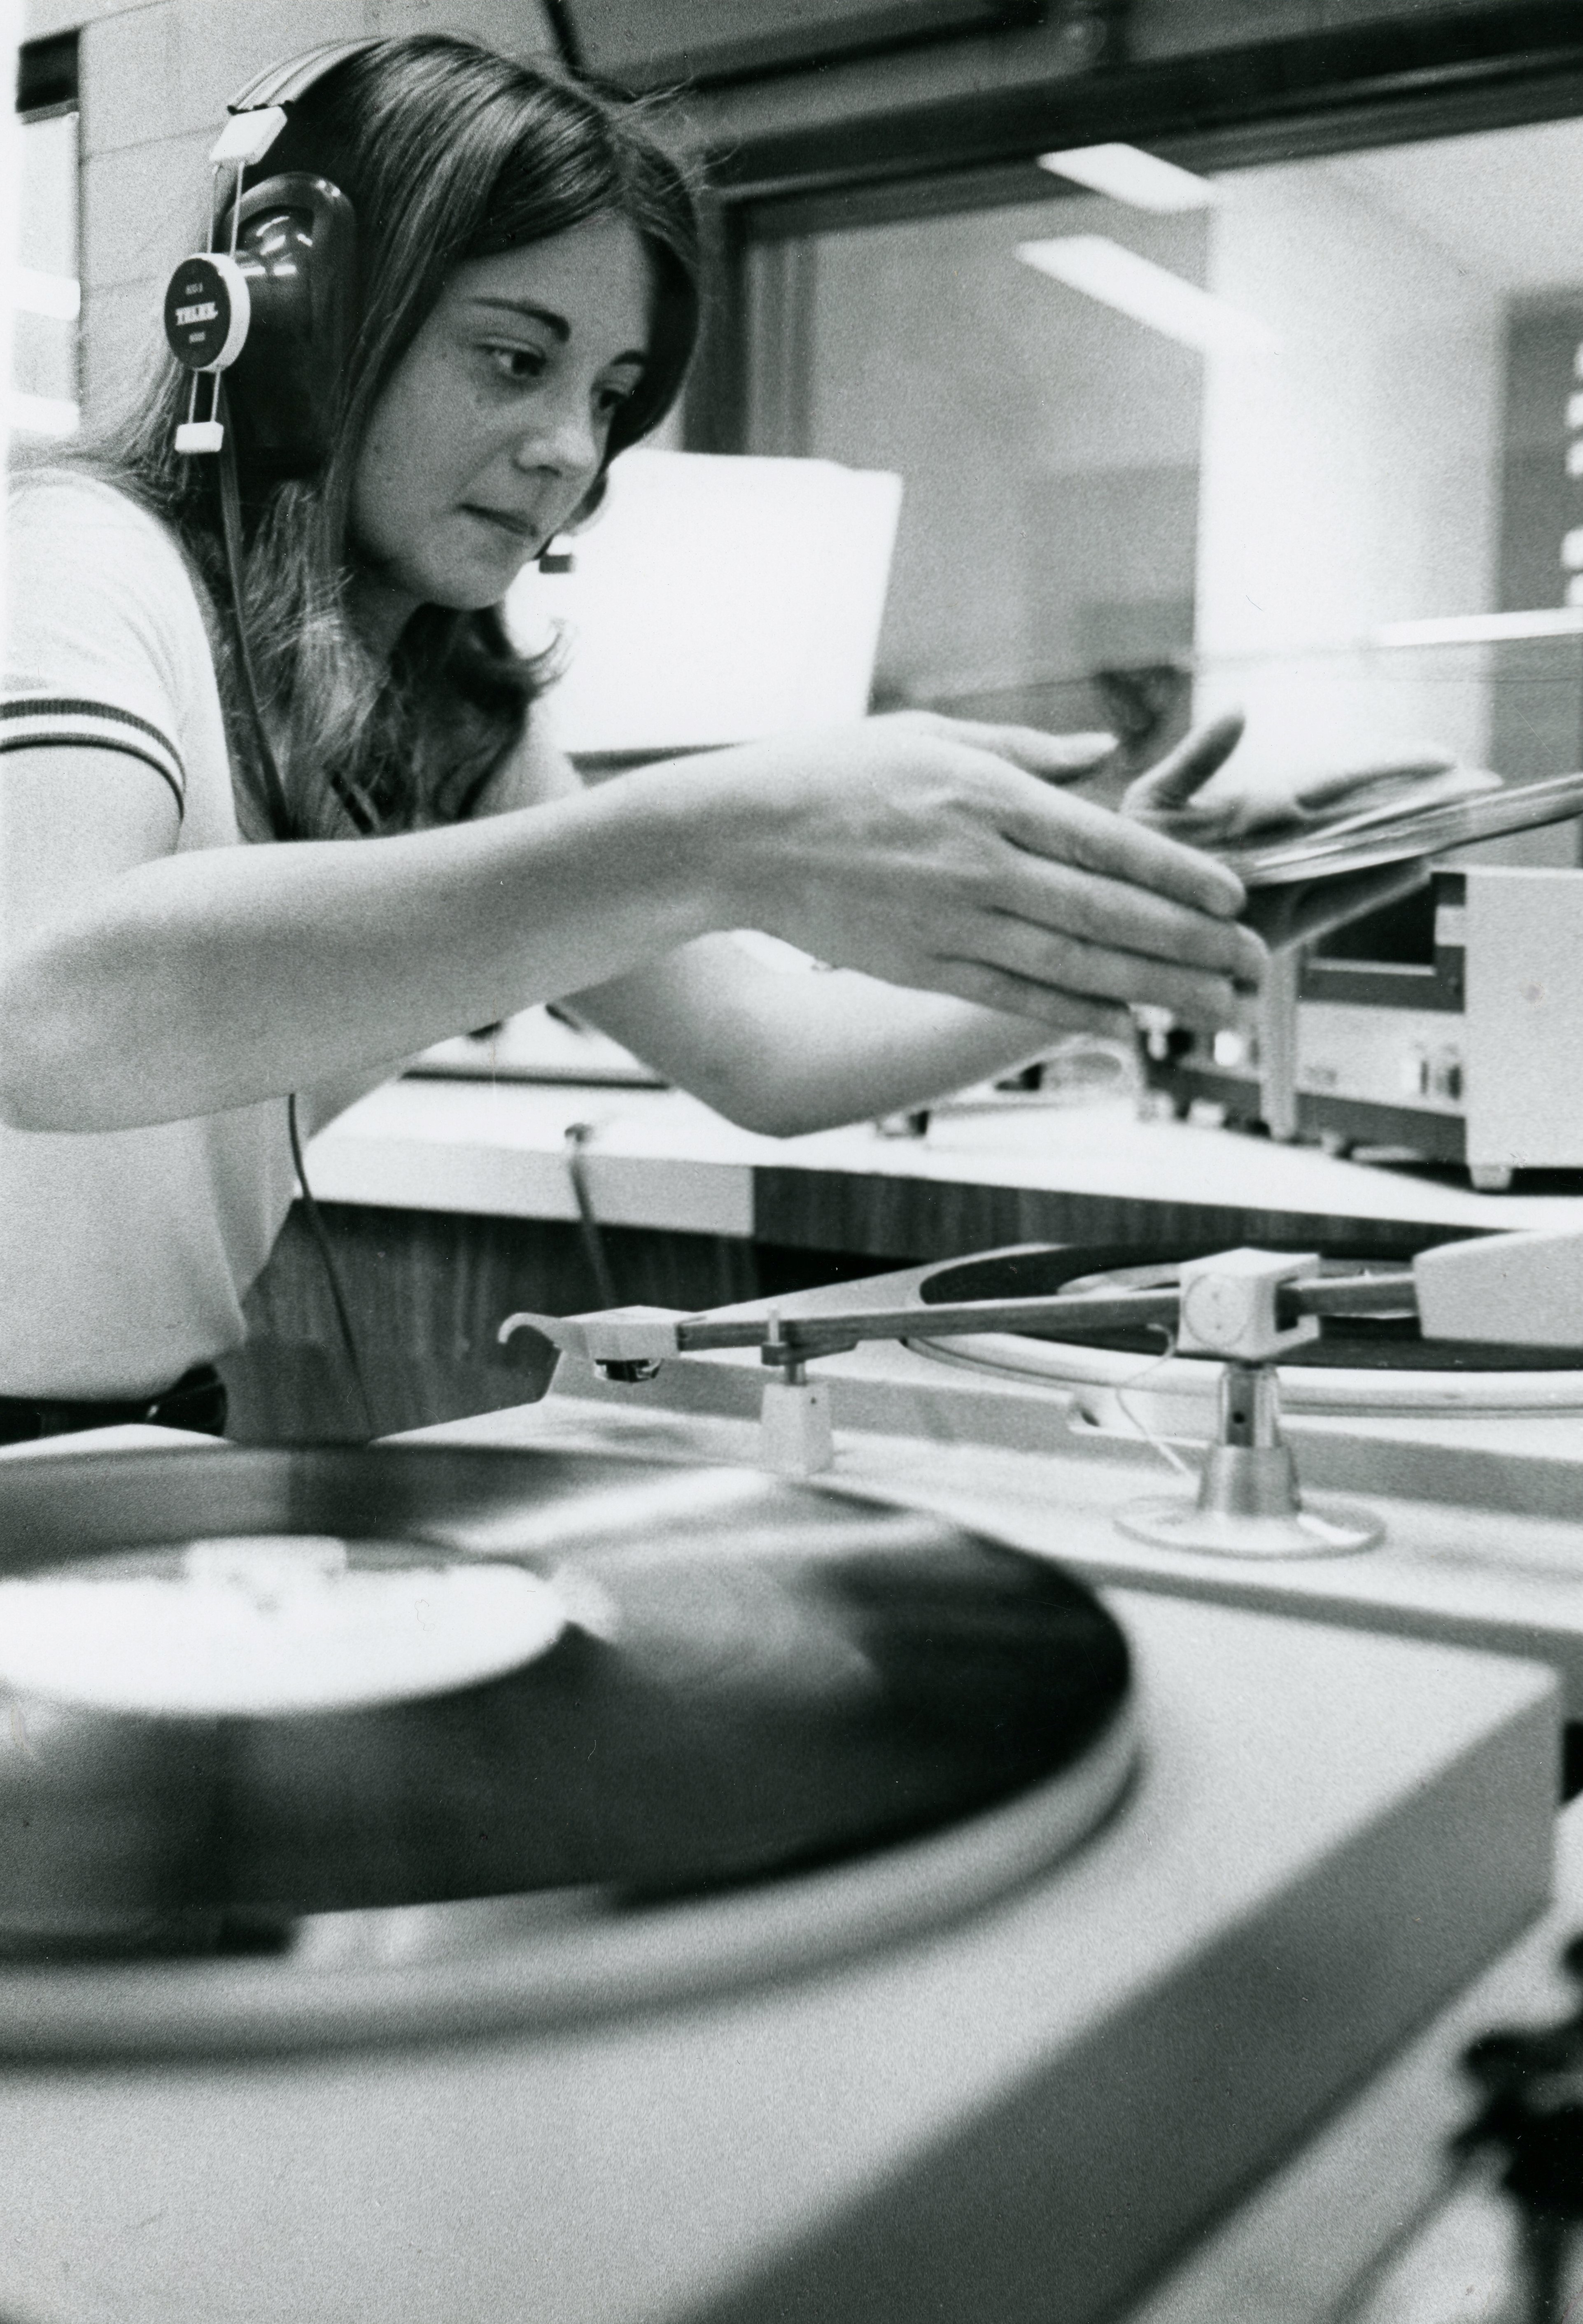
[1,470,297,1398]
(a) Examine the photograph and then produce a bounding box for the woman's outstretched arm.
[0,714,1262,1134]
[571,935,1124,1138]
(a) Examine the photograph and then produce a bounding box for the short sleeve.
[2,472,198,815]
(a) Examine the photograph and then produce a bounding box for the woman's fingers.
[1120,722,1464,853]
[1121,711,1247,821]
[940,971,1145,1040]
[929,967,1140,1041]
[1289,747,1457,818]
[955,921,1255,1028]
[987,772,1271,1019]
[995,848,1263,984]
[929,793,1267,1026]
[965,724,1118,781]
[991,755,1252,925]
[880,711,1118,781]
[934,928,1249,1033]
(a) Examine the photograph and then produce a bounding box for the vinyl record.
[0,1444,1134,2055]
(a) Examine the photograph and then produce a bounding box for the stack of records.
[1220,765,1583,888]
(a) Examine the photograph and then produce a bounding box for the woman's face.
[348,213,653,645]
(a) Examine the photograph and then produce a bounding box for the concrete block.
[23,0,133,45]
[80,3,180,158]
[80,276,169,424]
[173,0,378,137]
[371,0,562,54]
[81,126,209,291]
[74,0,567,175]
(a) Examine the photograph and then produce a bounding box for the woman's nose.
[514,392,600,479]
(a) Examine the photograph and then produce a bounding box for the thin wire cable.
[212,383,379,837]
[211,388,382,1441]
[540,0,586,70]
[1113,1329,1197,1479]
[215,409,297,841]
[564,1123,618,1309]
[287,1094,378,1441]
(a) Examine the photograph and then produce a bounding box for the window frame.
[683,0,1583,449]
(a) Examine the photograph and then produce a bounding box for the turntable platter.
[0,1536,570,1715]
[0,1444,1133,2054]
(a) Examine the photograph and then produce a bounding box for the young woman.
[0,34,1265,1431]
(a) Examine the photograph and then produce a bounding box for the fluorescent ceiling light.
[12,268,80,322]
[1016,235,1279,356]
[7,392,80,438]
[1372,608,1583,648]
[1038,144,1217,212]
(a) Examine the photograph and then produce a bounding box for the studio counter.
[225,1073,1583,1443]
[306,1074,1583,1255]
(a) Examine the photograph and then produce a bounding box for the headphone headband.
[226,38,380,119]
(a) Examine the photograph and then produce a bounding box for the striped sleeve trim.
[0,696,185,814]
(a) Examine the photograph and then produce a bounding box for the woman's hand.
[690,709,1267,1037]
[1122,709,1472,844]
[1121,709,1499,953]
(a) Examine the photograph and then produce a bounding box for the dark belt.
[0,1363,228,1447]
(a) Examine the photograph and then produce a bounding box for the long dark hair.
[83,37,702,837]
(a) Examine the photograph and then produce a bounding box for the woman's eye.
[485,344,548,382]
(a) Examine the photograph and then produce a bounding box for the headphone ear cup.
[221,171,358,478]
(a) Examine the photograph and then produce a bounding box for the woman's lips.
[464,505,542,542]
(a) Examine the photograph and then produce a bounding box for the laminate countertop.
[306,1075,1583,1261]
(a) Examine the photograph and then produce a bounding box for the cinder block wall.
[21,0,561,420]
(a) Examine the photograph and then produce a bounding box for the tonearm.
[500,1231,1583,1561]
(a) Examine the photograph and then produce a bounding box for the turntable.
[0,1400,1559,2322]
[0,1441,1137,2025]
[500,1225,1583,1708]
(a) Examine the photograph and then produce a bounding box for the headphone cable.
[214,406,297,842]
[212,390,378,839]
[211,388,378,1438]
[540,1,586,71]
[287,1093,379,1441]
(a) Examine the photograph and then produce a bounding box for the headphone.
[163,40,372,475]
[161,39,576,823]
[163,35,583,559]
